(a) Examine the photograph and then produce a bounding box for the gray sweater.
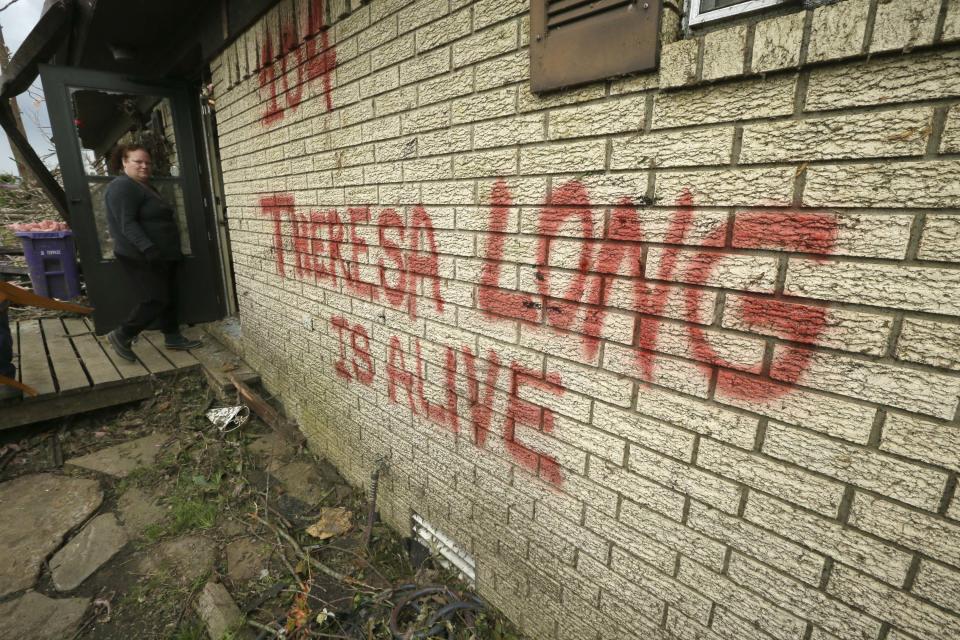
[104,176,182,261]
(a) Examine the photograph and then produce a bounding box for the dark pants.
[0,300,13,379]
[116,255,180,338]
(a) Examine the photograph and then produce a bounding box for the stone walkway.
[0,427,306,640]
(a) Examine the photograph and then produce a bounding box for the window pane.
[68,89,190,259]
[69,89,180,178]
[700,0,757,10]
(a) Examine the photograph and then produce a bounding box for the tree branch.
[0,0,24,14]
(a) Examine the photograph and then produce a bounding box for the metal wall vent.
[412,514,476,586]
[530,0,662,92]
[546,0,634,29]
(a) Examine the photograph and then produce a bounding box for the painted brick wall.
[210,0,960,638]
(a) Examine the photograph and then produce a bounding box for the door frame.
[40,64,226,332]
[197,86,238,316]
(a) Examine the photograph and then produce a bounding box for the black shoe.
[107,328,137,362]
[164,333,202,350]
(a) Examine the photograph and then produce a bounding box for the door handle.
[69,198,83,204]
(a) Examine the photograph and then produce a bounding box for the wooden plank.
[13,317,19,381]
[187,328,259,394]
[16,320,55,396]
[0,380,154,431]
[229,373,305,446]
[141,331,200,370]
[40,318,89,392]
[89,319,149,379]
[63,318,121,386]
[131,332,175,374]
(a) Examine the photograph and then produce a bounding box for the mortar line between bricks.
[216,102,960,159]
[938,474,958,514]
[837,485,857,524]
[926,105,950,157]
[223,151,960,190]
[695,36,706,82]
[377,299,931,386]
[234,219,960,276]
[900,561,924,604]
[904,211,927,262]
[862,0,880,55]
[229,255,956,360]
[215,68,960,142]
[729,126,743,166]
[223,200,960,222]
[643,92,654,134]
[934,0,952,42]
[883,315,906,360]
[738,22,755,73]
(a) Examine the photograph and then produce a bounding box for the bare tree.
[0,22,36,186]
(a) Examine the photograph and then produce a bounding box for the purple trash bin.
[14,230,82,300]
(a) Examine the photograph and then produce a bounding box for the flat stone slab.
[50,513,128,591]
[226,537,272,583]
[117,487,166,536]
[248,431,297,460]
[0,473,103,598]
[66,432,170,478]
[0,591,90,640]
[136,535,216,587]
[268,461,328,506]
[195,581,245,640]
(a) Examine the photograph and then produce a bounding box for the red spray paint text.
[259,0,337,126]
[259,180,841,484]
[479,180,838,399]
[331,315,565,486]
[259,194,444,319]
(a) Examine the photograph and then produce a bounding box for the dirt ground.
[0,372,525,640]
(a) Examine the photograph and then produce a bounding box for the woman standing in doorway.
[105,144,201,361]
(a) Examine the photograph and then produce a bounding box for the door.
[40,65,224,333]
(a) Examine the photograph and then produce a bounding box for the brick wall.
[210,0,960,638]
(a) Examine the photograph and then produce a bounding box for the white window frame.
[688,0,792,26]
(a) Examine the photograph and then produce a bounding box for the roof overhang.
[0,0,74,100]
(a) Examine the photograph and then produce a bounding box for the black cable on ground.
[388,585,485,640]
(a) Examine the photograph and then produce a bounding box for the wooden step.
[181,327,259,396]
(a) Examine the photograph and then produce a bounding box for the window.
[688,0,793,25]
[530,0,660,92]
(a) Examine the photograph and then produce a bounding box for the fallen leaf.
[221,362,239,372]
[305,507,353,540]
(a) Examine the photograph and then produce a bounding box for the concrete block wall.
[210,0,960,637]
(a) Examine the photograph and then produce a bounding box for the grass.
[123,435,234,544]
[167,622,206,640]
[169,493,219,533]
[139,481,220,543]
[115,464,166,495]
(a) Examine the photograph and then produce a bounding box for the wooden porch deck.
[1,318,202,430]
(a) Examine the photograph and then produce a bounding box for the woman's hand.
[144,246,162,263]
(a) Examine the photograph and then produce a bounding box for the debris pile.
[5,220,70,232]
[0,373,525,640]
[0,178,74,318]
